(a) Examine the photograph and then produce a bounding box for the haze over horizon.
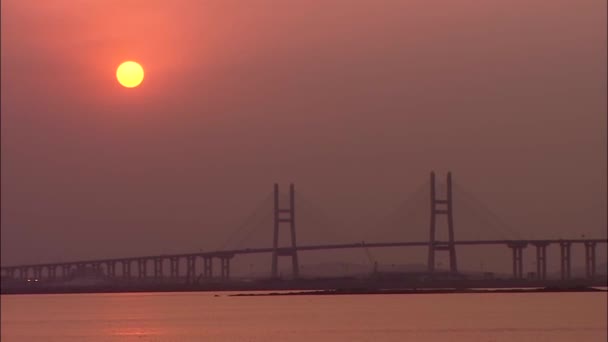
[1,1,606,272]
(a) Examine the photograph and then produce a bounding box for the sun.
[116,61,144,88]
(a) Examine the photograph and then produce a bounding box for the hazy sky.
[1,1,606,270]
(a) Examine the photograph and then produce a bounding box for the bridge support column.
[170,257,179,279]
[186,256,196,284]
[122,261,132,279]
[62,265,71,279]
[92,263,101,276]
[272,183,299,279]
[203,257,213,279]
[20,267,29,280]
[137,259,147,279]
[220,256,231,279]
[533,242,549,280]
[33,266,42,280]
[5,268,15,279]
[507,242,527,279]
[41,266,49,280]
[559,242,571,280]
[154,258,163,280]
[106,261,116,278]
[584,242,596,279]
[48,265,57,280]
[428,172,458,274]
[76,263,86,277]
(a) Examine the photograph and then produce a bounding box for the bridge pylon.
[427,171,458,274]
[271,183,299,279]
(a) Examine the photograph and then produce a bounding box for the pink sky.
[1,1,606,272]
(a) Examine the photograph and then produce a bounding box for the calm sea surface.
[1,291,606,342]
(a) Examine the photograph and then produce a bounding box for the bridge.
[2,172,606,286]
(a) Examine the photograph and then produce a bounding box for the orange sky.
[1,1,606,272]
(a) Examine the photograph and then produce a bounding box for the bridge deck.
[2,238,606,269]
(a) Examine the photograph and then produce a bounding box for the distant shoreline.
[230,286,608,296]
[3,275,607,296]
[1,285,606,296]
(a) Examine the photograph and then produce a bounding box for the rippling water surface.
[1,291,606,341]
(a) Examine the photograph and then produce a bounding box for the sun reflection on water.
[111,327,162,338]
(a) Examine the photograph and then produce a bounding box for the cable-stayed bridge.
[2,172,606,286]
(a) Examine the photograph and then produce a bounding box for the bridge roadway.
[1,238,606,282]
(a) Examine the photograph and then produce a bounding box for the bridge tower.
[271,183,299,279]
[427,171,458,274]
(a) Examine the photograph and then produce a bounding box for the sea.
[1,291,606,341]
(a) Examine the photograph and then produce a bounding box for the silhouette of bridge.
[2,172,606,285]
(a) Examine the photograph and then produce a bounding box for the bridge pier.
[41,266,49,280]
[272,183,300,279]
[20,267,29,280]
[584,242,596,279]
[33,266,42,280]
[532,242,549,280]
[137,259,148,279]
[48,265,57,280]
[154,257,163,280]
[559,242,572,280]
[106,261,116,278]
[507,242,527,279]
[76,263,86,277]
[220,256,232,279]
[4,268,15,279]
[186,256,196,284]
[92,262,101,276]
[122,260,131,279]
[61,265,70,279]
[169,257,179,279]
[203,257,213,279]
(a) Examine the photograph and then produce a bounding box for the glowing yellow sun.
[116,61,144,88]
